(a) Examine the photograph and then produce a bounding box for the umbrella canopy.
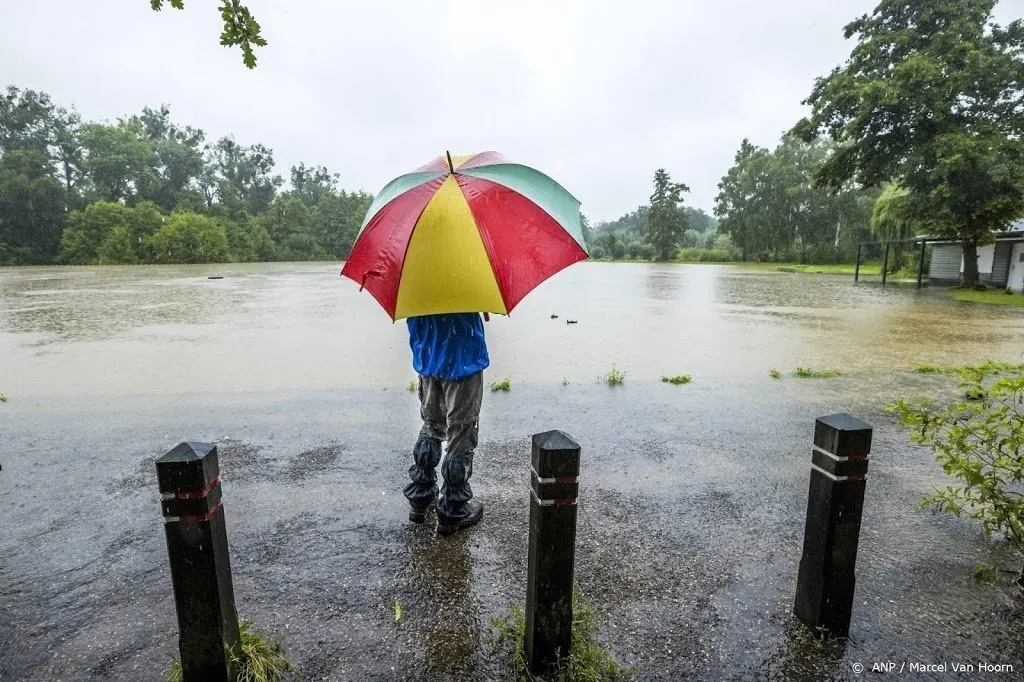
[341,151,588,320]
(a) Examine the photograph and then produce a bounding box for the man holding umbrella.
[341,151,588,536]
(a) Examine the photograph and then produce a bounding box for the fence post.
[854,243,862,283]
[917,239,927,289]
[525,430,580,676]
[794,414,872,639]
[156,442,242,682]
[881,243,890,285]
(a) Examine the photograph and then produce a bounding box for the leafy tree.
[289,163,338,207]
[645,169,689,261]
[208,136,282,218]
[0,150,65,264]
[79,121,156,204]
[129,105,206,211]
[149,0,266,69]
[61,201,132,264]
[149,211,229,263]
[793,0,1024,286]
[870,184,919,272]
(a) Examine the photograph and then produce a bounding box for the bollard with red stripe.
[157,441,241,682]
[525,430,581,675]
[794,413,872,639]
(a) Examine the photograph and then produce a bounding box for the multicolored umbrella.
[341,151,588,320]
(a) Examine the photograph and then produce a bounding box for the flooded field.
[0,261,1021,395]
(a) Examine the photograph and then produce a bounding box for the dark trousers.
[404,371,484,522]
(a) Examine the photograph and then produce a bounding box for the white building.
[928,223,1024,292]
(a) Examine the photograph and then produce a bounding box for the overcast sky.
[2,0,1023,222]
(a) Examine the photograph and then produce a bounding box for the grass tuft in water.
[769,369,782,379]
[0,393,7,402]
[562,377,570,386]
[165,621,298,682]
[407,379,418,393]
[601,365,626,386]
[914,364,950,374]
[490,377,512,392]
[792,367,842,379]
[661,375,692,385]
[488,582,635,681]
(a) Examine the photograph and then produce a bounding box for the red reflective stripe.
[456,175,586,313]
[554,476,578,484]
[176,476,219,500]
[554,498,577,505]
[850,454,869,461]
[177,500,223,522]
[341,177,444,318]
[848,474,866,481]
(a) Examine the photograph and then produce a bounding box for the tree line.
[0,86,372,265]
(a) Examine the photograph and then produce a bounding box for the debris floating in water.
[551,314,559,319]
[566,319,578,324]
[208,276,224,280]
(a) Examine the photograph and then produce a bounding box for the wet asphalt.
[2,371,1023,681]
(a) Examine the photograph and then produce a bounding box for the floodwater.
[1,261,1021,395]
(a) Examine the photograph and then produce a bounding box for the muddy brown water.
[1,262,1021,395]
[1,262,1023,681]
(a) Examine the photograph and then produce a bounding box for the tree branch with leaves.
[149,0,266,68]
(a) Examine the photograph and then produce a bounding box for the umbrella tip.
[446,151,455,174]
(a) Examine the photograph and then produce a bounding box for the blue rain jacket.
[407,313,490,381]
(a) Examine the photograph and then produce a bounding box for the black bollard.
[525,430,581,676]
[794,414,872,639]
[156,442,242,681]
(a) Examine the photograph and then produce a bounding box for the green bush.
[661,375,692,385]
[889,364,1024,582]
[769,369,782,379]
[490,377,511,392]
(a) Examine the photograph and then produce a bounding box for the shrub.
[889,363,1024,582]
[769,369,782,379]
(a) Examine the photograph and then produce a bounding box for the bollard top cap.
[532,430,580,452]
[532,430,580,477]
[817,413,872,433]
[160,441,217,462]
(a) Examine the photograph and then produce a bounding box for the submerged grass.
[165,621,298,682]
[407,379,418,392]
[489,582,635,682]
[601,365,626,386]
[490,377,512,392]
[792,367,843,379]
[769,368,782,379]
[914,360,1024,375]
[0,393,7,402]
[562,377,570,386]
[661,375,692,385]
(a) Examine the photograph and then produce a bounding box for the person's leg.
[437,371,484,531]
[404,374,446,521]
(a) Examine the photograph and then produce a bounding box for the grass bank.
[584,259,881,275]
[947,288,1024,306]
